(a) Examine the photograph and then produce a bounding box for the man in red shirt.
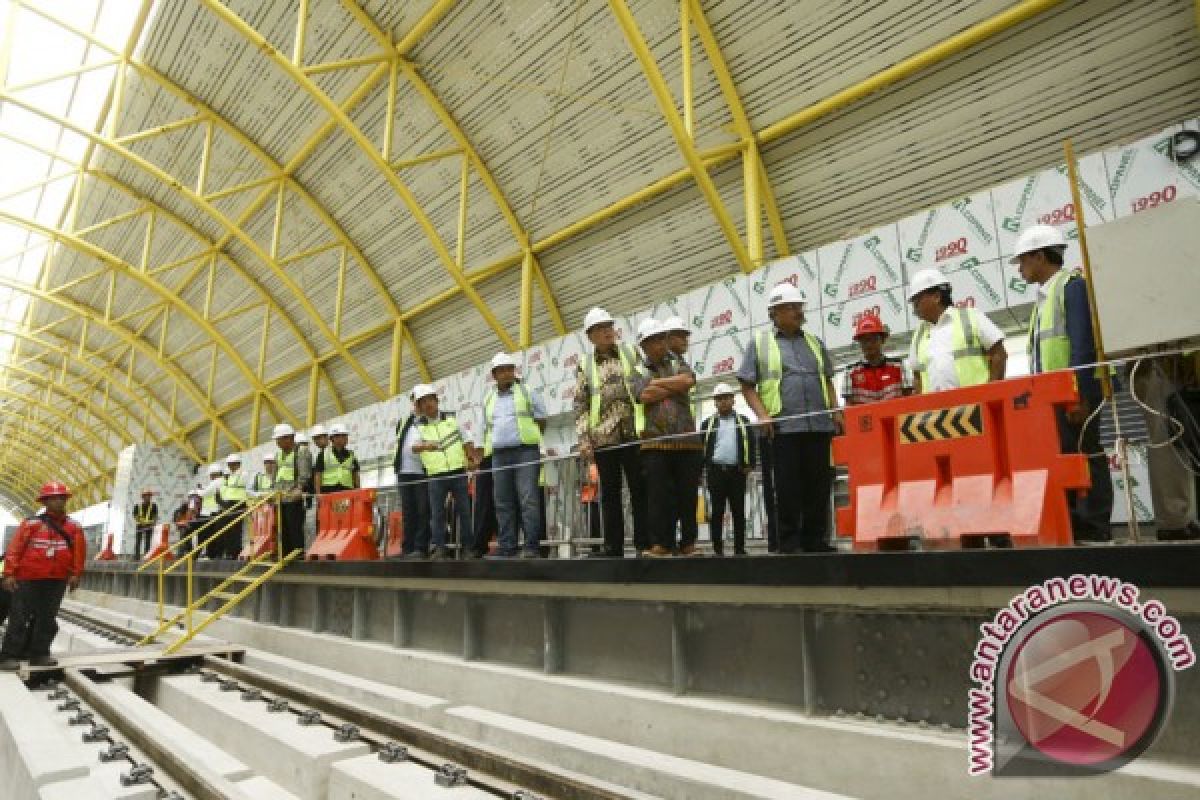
[843,316,907,406]
[0,481,86,670]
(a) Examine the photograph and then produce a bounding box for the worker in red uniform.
[0,482,86,670]
[843,315,907,406]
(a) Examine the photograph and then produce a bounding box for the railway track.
[14,608,639,800]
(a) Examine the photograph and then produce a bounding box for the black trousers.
[279,500,306,557]
[759,435,780,552]
[471,458,497,557]
[1,579,68,658]
[0,584,10,627]
[641,449,703,550]
[773,432,834,553]
[707,464,748,554]
[397,473,431,555]
[135,525,155,559]
[1057,405,1114,541]
[594,444,650,555]
[207,503,245,559]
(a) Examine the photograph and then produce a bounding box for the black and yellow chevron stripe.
[899,404,984,444]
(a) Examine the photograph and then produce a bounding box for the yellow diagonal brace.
[685,0,789,258]
[340,0,566,337]
[198,0,515,351]
[0,206,301,428]
[0,276,245,449]
[608,0,753,274]
[124,55,431,385]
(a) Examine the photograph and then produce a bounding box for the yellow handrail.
[136,491,276,573]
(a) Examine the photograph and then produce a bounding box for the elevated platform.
[81,544,1200,775]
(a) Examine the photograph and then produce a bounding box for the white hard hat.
[907,268,951,301]
[662,316,689,334]
[1009,224,1068,264]
[583,306,615,332]
[272,423,295,439]
[208,464,223,475]
[188,489,202,497]
[637,318,667,344]
[711,382,736,398]
[411,383,437,402]
[309,424,328,438]
[490,352,518,371]
[766,283,807,308]
[329,422,349,436]
[226,453,242,465]
[262,453,277,462]
[295,432,309,444]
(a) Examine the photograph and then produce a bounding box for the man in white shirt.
[906,268,1006,393]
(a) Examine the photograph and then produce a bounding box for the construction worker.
[631,319,701,557]
[0,482,86,670]
[412,385,473,560]
[574,307,650,557]
[393,390,431,560]
[195,465,224,556]
[907,268,1006,393]
[131,489,159,559]
[700,383,757,555]
[249,454,277,497]
[480,352,548,558]
[310,424,330,461]
[739,283,840,554]
[1014,224,1115,543]
[296,430,318,546]
[314,423,360,495]
[273,423,312,557]
[213,454,248,559]
[662,316,693,368]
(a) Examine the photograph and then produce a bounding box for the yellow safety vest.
[320,448,358,490]
[754,329,831,416]
[583,344,644,434]
[134,503,155,525]
[253,472,274,492]
[483,384,543,456]
[200,487,220,516]
[417,416,467,475]
[912,307,991,390]
[220,472,247,503]
[277,449,295,482]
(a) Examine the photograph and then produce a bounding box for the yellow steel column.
[519,251,535,348]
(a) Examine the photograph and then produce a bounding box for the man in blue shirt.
[1013,224,1113,543]
[480,353,548,558]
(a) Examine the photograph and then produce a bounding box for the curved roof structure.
[0,0,1198,515]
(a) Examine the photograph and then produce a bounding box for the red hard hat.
[853,315,889,340]
[37,481,72,501]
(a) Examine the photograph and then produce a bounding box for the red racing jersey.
[844,358,906,406]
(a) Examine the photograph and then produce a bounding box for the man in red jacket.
[0,481,86,670]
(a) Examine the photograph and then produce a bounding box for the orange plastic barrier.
[94,532,116,561]
[142,524,175,563]
[385,511,404,558]
[308,488,380,561]
[832,372,1090,550]
[239,502,278,560]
